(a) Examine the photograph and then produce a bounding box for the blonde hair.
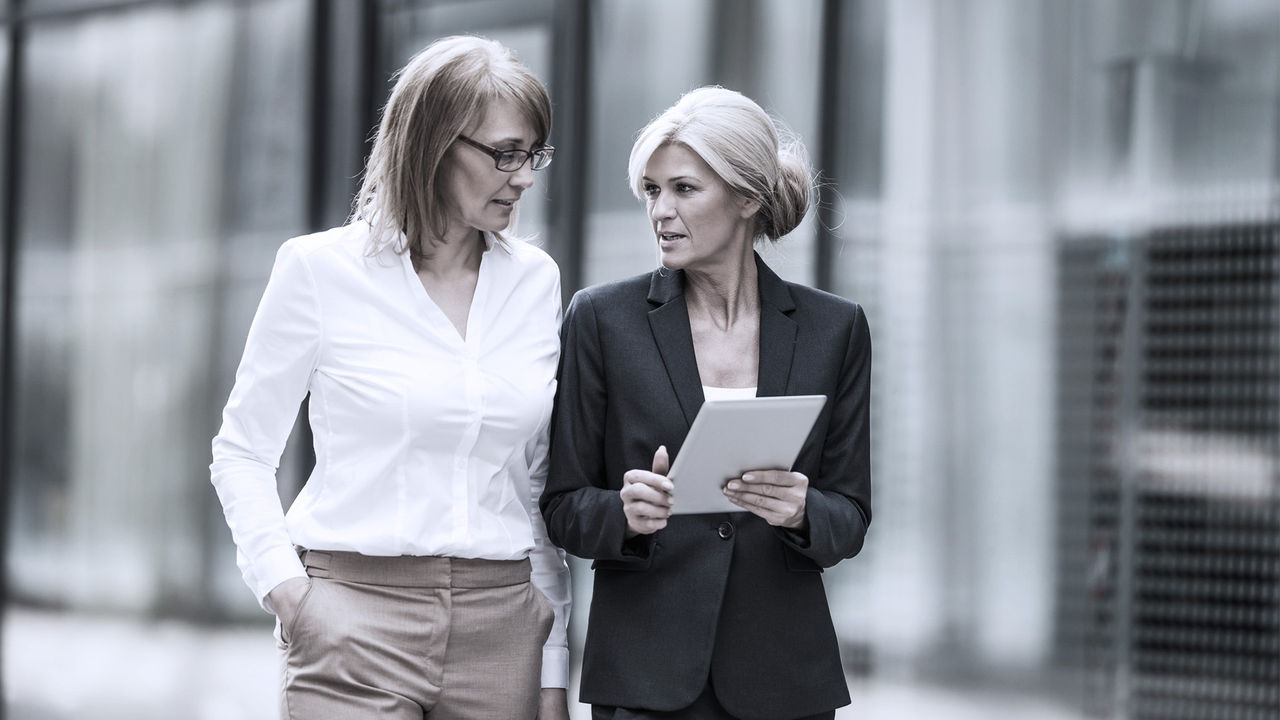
[353,35,551,257]
[627,86,813,241]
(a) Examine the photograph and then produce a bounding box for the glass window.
[6,0,310,619]
[583,0,822,288]
[1060,0,1280,199]
[0,33,9,412]
[378,0,557,251]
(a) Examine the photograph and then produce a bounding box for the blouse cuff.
[250,544,308,614]
[540,645,569,688]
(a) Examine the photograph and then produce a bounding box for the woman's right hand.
[621,446,674,537]
[268,576,311,629]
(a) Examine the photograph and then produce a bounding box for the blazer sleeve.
[777,304,872,567]
[540,291,649,563]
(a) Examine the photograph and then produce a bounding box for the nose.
[509,160,535,191]
[649,191,675,221]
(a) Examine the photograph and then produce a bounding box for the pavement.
[5,606,1088,720]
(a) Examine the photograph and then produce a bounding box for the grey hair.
[627,86,814,241]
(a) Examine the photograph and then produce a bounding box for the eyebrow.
[486,136,530,147]
[642,174,699,183]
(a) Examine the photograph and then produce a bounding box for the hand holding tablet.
[667,395,827,515]
[620,445,675,537]
[723,469,811,529]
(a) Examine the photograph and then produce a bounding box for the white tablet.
[668,395,827,515]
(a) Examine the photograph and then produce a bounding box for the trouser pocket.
[279,579,317,647]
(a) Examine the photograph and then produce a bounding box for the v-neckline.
[402,237,491,347]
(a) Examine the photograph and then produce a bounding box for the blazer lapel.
[647,269,703,428]
[755,254,797,398]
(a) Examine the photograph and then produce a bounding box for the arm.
[780,305,872,567]
[524,278,572,693]
[209,239,321,612]
[540,292,657,563]
[726,305,872,566]
[527,413,574,690]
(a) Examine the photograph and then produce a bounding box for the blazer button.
[717,521,735,539]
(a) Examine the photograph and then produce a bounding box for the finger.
[739,471,807,487]
[622,482,674,505]
[626,503,672,520]
[629,518,668,535]
[724,496,791,527]
[723,490,779,519]
[625,508,672,529]
[652,445,670,476]
[725,479,777,498]
[624,470,673,493]
[628,486,673,507]
[622,477,672,497]
[724,487,795,513]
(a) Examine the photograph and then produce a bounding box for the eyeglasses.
[456,134,555,172]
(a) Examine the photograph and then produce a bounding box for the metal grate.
[1056,222,1280,719]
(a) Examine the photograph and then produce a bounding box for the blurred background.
[2,0,1279,718]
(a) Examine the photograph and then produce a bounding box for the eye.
[675,182,696,193]
[497,150,523,168]
[643,183,660,197]
[531,146,555,170]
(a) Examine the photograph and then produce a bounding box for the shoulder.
[495,238,562,312]
[786,281,867,328]
[560,271,654,335]
[278,223,370,268]
[501,236,560,280]
[571,270,653,308]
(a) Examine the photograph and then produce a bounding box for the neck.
[684,247,759,331]
[413,229,485,277]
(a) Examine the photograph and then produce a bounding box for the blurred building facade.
[1,1,1278,718]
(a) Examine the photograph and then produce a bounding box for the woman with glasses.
[542,86,871,719]
[211,35,570,720]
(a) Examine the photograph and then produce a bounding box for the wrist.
[783,512,809,532]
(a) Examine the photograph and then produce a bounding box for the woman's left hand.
[537,688,569,720]
[723,470,809,530]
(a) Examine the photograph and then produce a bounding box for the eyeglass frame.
[456,134,555,172]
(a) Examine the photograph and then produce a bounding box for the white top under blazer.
[210,222,571,686]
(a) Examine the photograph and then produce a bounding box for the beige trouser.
[278,549,554,720]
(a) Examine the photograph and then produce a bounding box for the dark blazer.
[541,254,872,720]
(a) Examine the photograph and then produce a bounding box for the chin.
[479,219,512,235]
[657,247,689,270]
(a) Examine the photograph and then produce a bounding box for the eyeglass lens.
[497,148,553,171]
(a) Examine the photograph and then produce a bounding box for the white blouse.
[702,385,758,401]
[210,222,571,687]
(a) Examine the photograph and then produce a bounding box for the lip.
[657,231,686,246]
[493,198,518,207]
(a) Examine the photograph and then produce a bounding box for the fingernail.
[726,481,740,491]
[742,474,754,482]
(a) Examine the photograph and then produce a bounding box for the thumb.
[652,445,670,476]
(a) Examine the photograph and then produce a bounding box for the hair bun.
[762,136,813,240]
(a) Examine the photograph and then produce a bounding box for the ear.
[739,196,761,220]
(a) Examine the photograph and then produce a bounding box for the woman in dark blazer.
[541,86,871,720]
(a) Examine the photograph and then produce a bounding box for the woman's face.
[440,97,538,243]
[642,142,758,274]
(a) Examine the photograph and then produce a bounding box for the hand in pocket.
[269,576,312,642]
